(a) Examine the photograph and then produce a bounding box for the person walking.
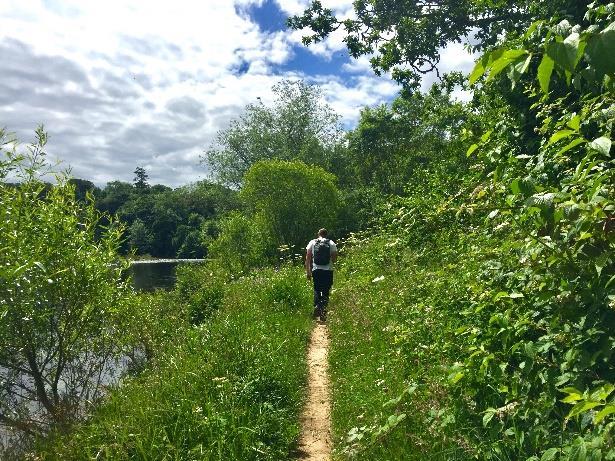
[305,228,337,321]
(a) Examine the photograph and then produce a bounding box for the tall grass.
[328,230,496,460]
[37,265,313,460]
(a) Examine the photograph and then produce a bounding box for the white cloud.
[0,0,406,187]
[281,0,355,59]
[342,54,374,74]
[315,75,399,126]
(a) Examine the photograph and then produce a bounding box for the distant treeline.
[67,176,240,258]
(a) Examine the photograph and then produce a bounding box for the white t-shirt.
[306,237,337,271]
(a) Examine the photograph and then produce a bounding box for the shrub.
[0,128,127,453]
[37,267,313,460]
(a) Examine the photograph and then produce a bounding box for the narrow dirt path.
[296,322,332,460]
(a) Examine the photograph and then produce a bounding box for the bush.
[208,211,270,275]
[0,128,127,453]
[175,263,229,325]
[241,159,341,251]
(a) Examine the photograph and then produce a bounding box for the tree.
[347,84,473,194]
[203,80,343,187]
[97,180,133,215]
[128,218,154,255]
[0,129,127,446]
[241,160,340,252]
[288,0,590,88]
[133,166,149,191]
[68,178,100,202]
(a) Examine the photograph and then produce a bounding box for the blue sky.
[0,0,474,187]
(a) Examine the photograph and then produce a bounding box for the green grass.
[328,231,490,460]
[38,265,313,460]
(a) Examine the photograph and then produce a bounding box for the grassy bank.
[37,265,313,460]
[328,226,492,460]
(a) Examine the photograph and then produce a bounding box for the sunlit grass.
[38,266,313,460]
[328,232,488,460]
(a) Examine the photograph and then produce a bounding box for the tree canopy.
[289,0,591,88]
[241,159,340,252]
[203,79,343,187]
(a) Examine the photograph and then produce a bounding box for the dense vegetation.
[39,265,313,460]
[82,170,239,259]
[1,0,613,459]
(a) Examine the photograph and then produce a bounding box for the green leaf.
[556,137,585,156]
[483,408,496,426]
[594,404,615,424]
[561,393,583,403]
[508,53,533,86]
[486,50,528,81]
[469,61,485,85]
[585,22,615,75]
[524,20,545,39]
[569,437,587,461]
[567,114,581,131]
[588,136,611,156]
[548,129,575,146]
[567,401,602,419]
[510,179,521,195]
[481,130,493,142]
[560,387,583,395]
[466,143,479,157]
[541,448,559,461]
[546,38,579,73]
[538,54,555,93]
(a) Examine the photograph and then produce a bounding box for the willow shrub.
[0,128,127,455]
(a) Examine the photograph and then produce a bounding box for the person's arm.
[331,242,338,263]
[305,248,312,279]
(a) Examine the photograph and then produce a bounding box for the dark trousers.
[312,269,333,313]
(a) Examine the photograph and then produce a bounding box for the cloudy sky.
[0,0,475,187]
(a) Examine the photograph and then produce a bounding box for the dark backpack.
[313,239,331,265]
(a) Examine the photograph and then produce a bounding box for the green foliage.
[455,4,615,458]
[324,153,485,459]
[320,3,614,460]
[289,0,588,88]
[262,266,311,310]
[346,85,474,195]
[208,211,269,275]
[204,79,343,187]
[174,263,229,325]
[127,218,154,254]
[0,128,128,445]
[38,266,313,460]
[241,159,340,252]
[96,179,239,258]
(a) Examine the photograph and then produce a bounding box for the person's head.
[318,228,328,238]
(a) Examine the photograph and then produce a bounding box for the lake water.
[130,259,205,291]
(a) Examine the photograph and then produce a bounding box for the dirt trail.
[296,322,332,460]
